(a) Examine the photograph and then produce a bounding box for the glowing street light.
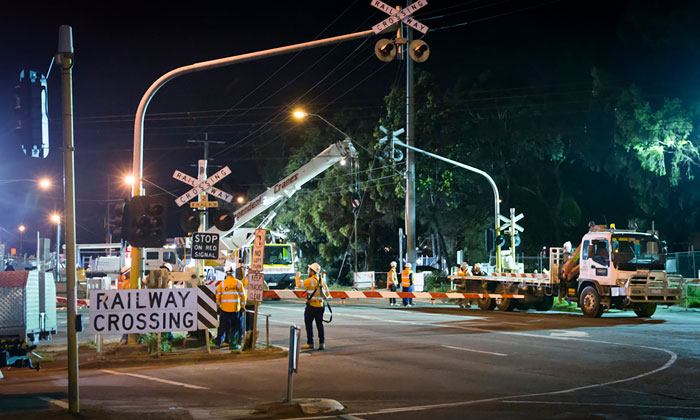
[292,109,350,141]
[236,196,245,204]
[38,178,52,190]
[124,174,135,186]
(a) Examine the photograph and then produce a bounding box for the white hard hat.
[461,262,467,267]
[390,261,397,267]
[404,262,411,268]
[308,262,321,274]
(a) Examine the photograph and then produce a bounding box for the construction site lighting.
[50,213,61,224]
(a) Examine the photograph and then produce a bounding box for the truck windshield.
[262,245,293,265]
[611,235,666,270]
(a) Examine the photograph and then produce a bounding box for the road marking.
[549,330,589,338]
[501,401,700,410]
[338,414,366,420]
[101,369,210,390]
[38,396,68,409]
[441,345,507,357]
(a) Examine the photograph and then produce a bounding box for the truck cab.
[565,226,681,317]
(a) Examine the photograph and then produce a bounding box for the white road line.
[38,396,69,409]
[101,369,210,390]
[441,345,507,357]
[501,400,700,410]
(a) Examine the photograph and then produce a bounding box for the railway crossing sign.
[173,165,233,207]
[499,211,524,232]
[371,0,429,35]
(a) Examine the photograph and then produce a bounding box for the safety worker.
[216,267,246,350]
[472,263,486,276]
[401,262,414,307]
[387,261,398,306]
[296,262,328,350]
[117,268,130,345]
[457,262,471,276]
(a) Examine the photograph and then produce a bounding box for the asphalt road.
[2,300,699,419]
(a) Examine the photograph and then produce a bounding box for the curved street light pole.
[131,29,377,285]
[392,139,502,273]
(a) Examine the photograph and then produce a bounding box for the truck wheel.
[580,286,604,318]
[633,303,657,318]
[534,296,554,312]
[495,285,516,312]
[477,297,496,311]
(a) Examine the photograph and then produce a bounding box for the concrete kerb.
[248,398,345,419]
[28,341,287,371]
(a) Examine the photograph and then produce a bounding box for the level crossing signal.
[111,201,125,239]
[179,209,200,233]
[123,196,168,248]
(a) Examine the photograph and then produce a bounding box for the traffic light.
[179,209,200,233]
[111,201,125,239]
[374,39,396,62]
[211,209,235,231]
[14,70,49,158]
[408,40,430,63]
[485,228,495,253]
[123,196,167,248]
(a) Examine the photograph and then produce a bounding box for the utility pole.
[57,25,79,414]
[404,6,417,269]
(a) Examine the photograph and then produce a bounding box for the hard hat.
[390,261,397,267]
[308,262,321,274]
[404,262,411,268]
[461,262,467,267]
[225,266,233,274]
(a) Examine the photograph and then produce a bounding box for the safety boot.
[318,343,325,351]
[301,343,313,350]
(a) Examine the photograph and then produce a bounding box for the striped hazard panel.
[197,285,218,329]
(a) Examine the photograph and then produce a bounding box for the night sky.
[1,0,698,252]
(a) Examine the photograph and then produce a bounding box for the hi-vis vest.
[457,267,469,276]
[217,275,246,312]
[297,274,325,308]
[387,268,398,288]
[401,268,413,288]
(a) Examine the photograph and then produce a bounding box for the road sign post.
[245,228,266,351]
[286,325,301,402]
[191,232,220,260]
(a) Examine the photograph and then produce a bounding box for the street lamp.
[18,224,26,255]
[293,109,358,272]
[50,213,62,281]
[236,196,245,204]
[0,178,53,190]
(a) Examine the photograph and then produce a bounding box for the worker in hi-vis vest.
[457,262,471,276]
[216,267,247,350]
[387,261,399,306]
[401,262,414,307]
[296,262,329,350]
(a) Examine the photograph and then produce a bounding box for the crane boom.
[209,139,357,249]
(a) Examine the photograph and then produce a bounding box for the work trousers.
[304,303,325,345]
[389,284,397,304]
[217,310,243,345]
[402,285,413,306]
[244,304,255,331]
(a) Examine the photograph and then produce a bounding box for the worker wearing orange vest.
[117,269,130,345]
[401,263,414,307]
[457,262,471,276]
[297,262,328,350]
[387,261,398,306]
[216,267,247,350]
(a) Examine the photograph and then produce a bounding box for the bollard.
[286,325,301,403]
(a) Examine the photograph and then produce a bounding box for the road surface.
[1,300,699,419]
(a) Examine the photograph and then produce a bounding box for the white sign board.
[353,271,375,289]
[371,0,429,35]
[248,272,265,303]
[89,289,197,334]
[173,166,233,207]
[251,229,266,272]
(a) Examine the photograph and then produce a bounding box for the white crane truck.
[208,138,357,286]
[450,224,682,318]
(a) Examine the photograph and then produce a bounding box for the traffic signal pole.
[57,25,79,414]
[392,138,502,272]
[405,14,417,270]
[130,29,379,285]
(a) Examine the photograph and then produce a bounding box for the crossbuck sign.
[371,0,429,35]
[173,165,233,207]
